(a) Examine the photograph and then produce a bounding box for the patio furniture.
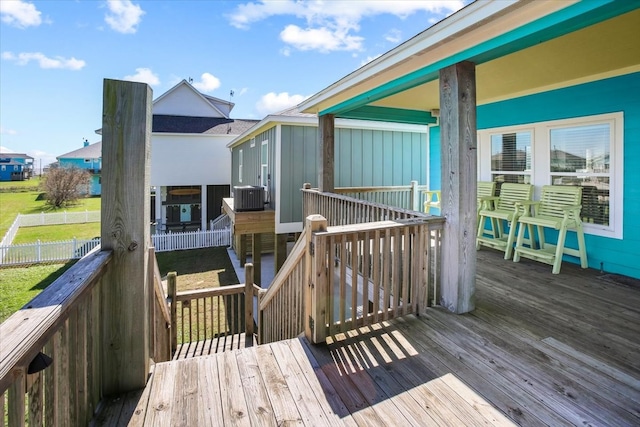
[423,190,441,214]
[513,185,587,274]
[476,183,534,260]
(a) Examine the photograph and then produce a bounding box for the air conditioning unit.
[234,185,265,212]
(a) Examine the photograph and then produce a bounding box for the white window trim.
[478,112,623,239]
[238,149,243,183]
[261,139,269,188]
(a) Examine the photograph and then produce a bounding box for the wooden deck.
[94,249,640,426]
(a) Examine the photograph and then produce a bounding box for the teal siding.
[231,127,277,208]
[280,125,318,224]
[280,125,428,225]
[428,73,640,278]
[335,129,426,188]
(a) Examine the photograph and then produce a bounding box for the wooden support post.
[275,233,288,273]
[304,215,328,344]
[168,272,177,353]
[244,263,254,338]
[239,234,247,265]
[439,61,477,314]
[252,233,262,287]
[318,114,335,192]
[101,78,152,393]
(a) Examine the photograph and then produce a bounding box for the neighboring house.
[57,141,102,195]
[91,79,259,231]
[227,107,429,235]
[149,80,258,232]
[297,1,640,279]
[0,153,34,181]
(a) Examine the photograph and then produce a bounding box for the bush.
[40,167,91,208]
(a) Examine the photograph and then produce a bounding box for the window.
[479,112,623,238]
[238,149,243,183]
[260,140,268,187]
[490,131,532,188]
[84,159,91,163]
[1,165,5,171]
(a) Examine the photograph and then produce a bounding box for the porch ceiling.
[302,5,640,121]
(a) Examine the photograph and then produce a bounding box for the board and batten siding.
[429,72,640,279]
[279,125,428,225]
[231,126,277,209]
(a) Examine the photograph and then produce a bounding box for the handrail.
[333,181,431,212]
[168,276,261,354]
[302,185,431,228]
[0,247,112,394]
[257,228,309,344]
[150,247,171,363]
[306,216,444,343]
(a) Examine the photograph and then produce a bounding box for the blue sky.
[0,0,466,168]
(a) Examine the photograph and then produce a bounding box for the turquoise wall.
[59,158,101,196]
[429,73,640,278]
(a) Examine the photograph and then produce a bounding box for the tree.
[40,166,91,208]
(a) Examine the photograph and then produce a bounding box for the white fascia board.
[335,118,427,133]
[153,80,228,118]
[227,114,318,149]
[297,0,573,112]
[276,222,303,234]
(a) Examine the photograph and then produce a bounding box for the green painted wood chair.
[476,183,534,260]
[423,190,441,214]
[513,185,588,274]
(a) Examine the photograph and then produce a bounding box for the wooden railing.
[257,213,444,345]
[0,248,111,426]
[302,184,431,227]
[258,228,308,344]
[304,215,444,343]
[333,180,431,212]
[167,266,261,357]
[0,246,172,426]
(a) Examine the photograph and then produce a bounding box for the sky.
[0,0,467,169]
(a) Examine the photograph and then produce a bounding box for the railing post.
[244,263,254,338]
[100,78,152,393]
[37,239,41,263]
[304,214,328,344]
[411,180,419,211]
[168,272,177,353]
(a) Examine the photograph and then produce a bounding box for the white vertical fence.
[18,210,101,227]
[0,228,231,266]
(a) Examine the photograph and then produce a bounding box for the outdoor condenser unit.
[234,185,265,212]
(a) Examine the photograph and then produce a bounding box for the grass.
[0,261,76,323]
[12,223,101,244]
[0,176,41,191]
[156,247,238,290]
[156,247,240,344]
[0,189,101,238]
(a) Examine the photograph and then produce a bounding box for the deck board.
[96,249,640,426]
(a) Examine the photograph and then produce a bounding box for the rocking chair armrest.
[562,204,582,220]
[515,200,538,216]
[478,196,499,210]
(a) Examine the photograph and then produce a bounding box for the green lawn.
[0,261,76,323]
[0,189,101,238]
[12,223,101,244]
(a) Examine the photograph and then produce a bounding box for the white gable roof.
[153,80,234,118]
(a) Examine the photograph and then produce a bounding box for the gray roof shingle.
[58,142,102,159]
[152,115,259,135]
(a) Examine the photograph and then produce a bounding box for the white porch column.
[201,184,207,230]
[155,187,162,232]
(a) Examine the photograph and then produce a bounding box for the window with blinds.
[490,131,532,192]
[549,123,611,226]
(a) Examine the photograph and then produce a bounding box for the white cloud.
[360,53,382,67]
[0,127,18,136]
[237,87,249,96]
[192,73,221,93]
[2,51,86,70]
[280,24,363,53]
[256,92,307,115]
[105,0,145,34]
[123,67,160,86]
[385,29,402,44]
[227,0,464,53]
[0,0,42,28]
[0,145,16,152]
